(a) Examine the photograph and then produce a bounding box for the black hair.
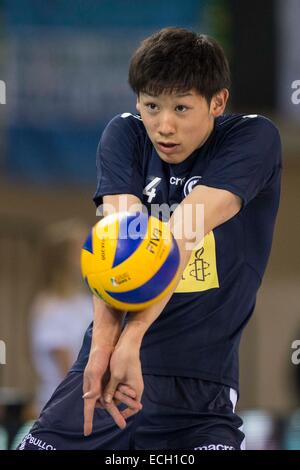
[128,27,230,104]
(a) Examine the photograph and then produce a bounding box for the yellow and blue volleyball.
[81,211,180,311]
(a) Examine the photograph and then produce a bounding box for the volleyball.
[81,212,180,311]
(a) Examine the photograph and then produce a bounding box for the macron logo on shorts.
[194,444,235,450]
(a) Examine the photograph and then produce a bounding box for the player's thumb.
[103,377,119,404]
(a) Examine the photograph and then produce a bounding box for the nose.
[158,112,176,136]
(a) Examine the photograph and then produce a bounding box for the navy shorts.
[17,371,245,450]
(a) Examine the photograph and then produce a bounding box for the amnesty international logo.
[175,231,219,293]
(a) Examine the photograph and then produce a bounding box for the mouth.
[156,142,179,155]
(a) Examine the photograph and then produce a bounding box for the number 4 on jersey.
[143,177,161,202]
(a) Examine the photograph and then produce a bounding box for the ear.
[136,98,141,113]
[210,89,229,117]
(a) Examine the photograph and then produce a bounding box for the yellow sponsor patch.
[175,231,219,293]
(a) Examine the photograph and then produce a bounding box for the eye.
[145,102,159,112]
[175,105,188,113]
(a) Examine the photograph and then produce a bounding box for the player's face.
[137,89,228,164]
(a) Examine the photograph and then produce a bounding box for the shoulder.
[31,294,66,323]
[30,293,51,319]
[101,112,146,141]
[216,113,280,143]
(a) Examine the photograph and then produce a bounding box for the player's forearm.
[91,295,126,349]
[117,194,208,344]
[118,238,192,347]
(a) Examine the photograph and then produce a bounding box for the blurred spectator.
[283,409,300,450]
[30,219,93,415]
[0,404,8,450]
[0,426,7,450]
[282,335,300,449]
[240,409,281,450]
[0,388,31,450]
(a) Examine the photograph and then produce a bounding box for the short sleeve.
[93,114,144,208]
[199,116,282,207]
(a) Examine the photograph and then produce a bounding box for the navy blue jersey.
[72,112,282,391]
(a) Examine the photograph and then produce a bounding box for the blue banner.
[4,0,206,184]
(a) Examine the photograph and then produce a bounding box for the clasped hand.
[83,341,144,436]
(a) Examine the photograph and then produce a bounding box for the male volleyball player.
[18,27,281,450]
